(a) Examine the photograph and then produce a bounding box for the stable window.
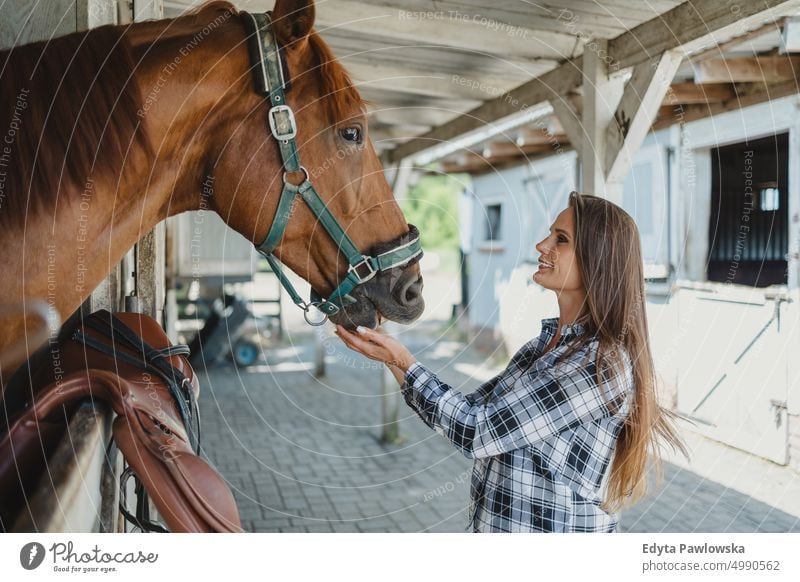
[477,198,505,252]
[485,203,502,241]
[707,133,788,287]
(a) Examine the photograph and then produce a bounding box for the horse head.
[205,0,424,330]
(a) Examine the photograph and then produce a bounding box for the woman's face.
[532,207,585,293]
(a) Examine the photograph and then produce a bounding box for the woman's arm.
[385,362,408,386]
[401,359,624,459]
[336,325,625,460]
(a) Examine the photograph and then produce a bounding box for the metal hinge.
[770,399,788,428]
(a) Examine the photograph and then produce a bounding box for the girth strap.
[72,310,201,454]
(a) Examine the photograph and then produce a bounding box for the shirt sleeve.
[401,361,505,425]
[400,360,619,460]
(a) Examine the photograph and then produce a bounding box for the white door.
[676,285,790,464]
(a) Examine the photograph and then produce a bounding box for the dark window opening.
[707,133,788,287]
[485,203,502,241]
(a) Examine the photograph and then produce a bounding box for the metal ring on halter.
[303,303,328,326]
[283,165,309,186]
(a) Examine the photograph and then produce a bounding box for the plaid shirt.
[401,316,634,533]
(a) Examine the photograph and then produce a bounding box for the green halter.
[241,11,423,325]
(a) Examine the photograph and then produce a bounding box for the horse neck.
[126,11,260,219]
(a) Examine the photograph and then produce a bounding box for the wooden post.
[313,319,326,377]
[550,41,681,204]
[581,39,626,202]
[379,322,402,444]
[378,162,413,444]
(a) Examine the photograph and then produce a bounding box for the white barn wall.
[466,163,530,346]
[465,93,800,465]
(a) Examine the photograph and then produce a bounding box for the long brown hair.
[555,191,690,514]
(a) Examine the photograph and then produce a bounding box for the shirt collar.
[540,316,586,338]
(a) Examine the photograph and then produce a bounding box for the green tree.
[400,173,467,256]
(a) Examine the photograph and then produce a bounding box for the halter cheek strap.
[241,11,423,325]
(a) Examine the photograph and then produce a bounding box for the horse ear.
[272,0,315,43]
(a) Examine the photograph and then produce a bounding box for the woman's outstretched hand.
[334,324,417,373]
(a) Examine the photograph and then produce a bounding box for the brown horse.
[0,0,424,380]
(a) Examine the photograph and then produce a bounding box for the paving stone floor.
[196,321,800,533]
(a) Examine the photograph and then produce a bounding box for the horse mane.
[0,25,152,226]
[0,1,365,226]
[169,2,367,123]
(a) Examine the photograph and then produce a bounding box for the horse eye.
[339,126,362,144]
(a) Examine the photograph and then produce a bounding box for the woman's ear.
[271,0,315,44]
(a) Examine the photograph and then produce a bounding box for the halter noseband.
[240,11,423,325]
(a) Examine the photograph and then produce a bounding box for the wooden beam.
[514,128,569,147]
[478,142,557,159]
[549,97,584,154]
[780,17,800,53]
[694,55,800,83]
[390,0,800,163]
[368,107,460,128]
[608,0,800,70]
[365,0,669,38]
[389,60,583,162]
[652,78,799,129]
[347,62,521,102]
[605,50,683,185]
[440,146,560,174]
[358,87,479,112]
[665,82,737,104]
[689,21,783,62]
[315,0,579,63]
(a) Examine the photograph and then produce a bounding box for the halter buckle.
[348,257,377,284]
[269,104,297,141]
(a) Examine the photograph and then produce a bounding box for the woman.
[335,191,689,533]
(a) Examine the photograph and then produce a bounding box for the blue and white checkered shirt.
[401,316,634,533]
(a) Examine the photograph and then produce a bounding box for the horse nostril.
[405,282,421,303]
[398,276,423,305]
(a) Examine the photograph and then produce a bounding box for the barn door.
[676,286,789,464]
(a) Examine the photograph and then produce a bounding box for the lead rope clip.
[303,302,328,326]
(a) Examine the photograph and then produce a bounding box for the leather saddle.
[0,309,242,532]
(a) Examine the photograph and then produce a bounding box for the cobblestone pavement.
[197,320,800,533]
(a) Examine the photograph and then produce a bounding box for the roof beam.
[694,55,800,83]
[666,82,737,103]
[608,0,800,69]
[368,108,461,128]
[780,17,800,53]
[549,96,584,154]
[316,0,584,61]
[389,61,583,162]
[390,0,800,163]
[346,62,522,102]
[652,77,800,129]
[605,50,683,184]
[369,0,662,38]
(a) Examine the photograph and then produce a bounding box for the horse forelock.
[296,32,368,126]
[181,1,367,126]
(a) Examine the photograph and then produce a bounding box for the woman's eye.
[339,126,363,144]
